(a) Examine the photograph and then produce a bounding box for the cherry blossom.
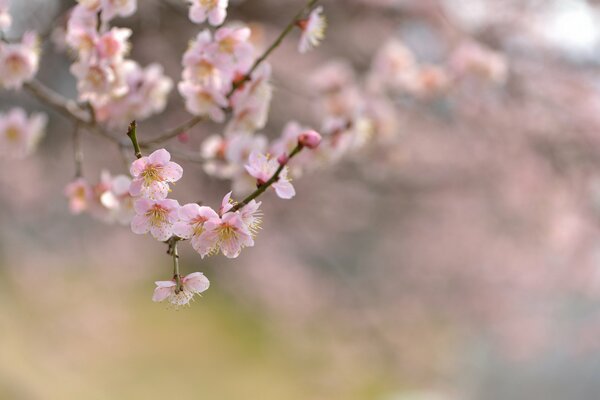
[129,149,183,200]
[64,177,93,215]
[131,198,180,241]
[187,0,228,26]
[298,129,322,149]
[203,212,254,258]
[245,151,295,199]
[178,80,228,122]
[173,203,220,257]
[152,272,210,306]
[0,108,46,159]
[297,6,327,53]
[0,32,40,90]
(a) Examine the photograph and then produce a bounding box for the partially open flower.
[187,0,228,26]
[152,272,210,306]
[245,151,295,199]
[297,6,326,53]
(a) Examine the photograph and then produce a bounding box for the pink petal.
[147,181,169,200]
[161,161,183,182]
[179,203,202,221]
[150,225,172,242]
[273,181,296,199]
[131,214,150,234]
[152,286,175,302]
[155,280,176,288]
[191,231,219,257]
[172,221,194,239]
[129,178,143,197]
[130,157,148,177]
[133,198,152,214]
[182,272,210,293]
[189,5,207,23]
[149,148,171,165]
[208,8,226,26]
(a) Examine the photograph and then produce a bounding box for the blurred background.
[4,0,600,398]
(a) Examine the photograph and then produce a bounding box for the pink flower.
[0,0,11,31]
[172,203,219,257]
[129,148,183,200]
[131,198,180,241]
[152,272,210,306]
[100,0,137,22]
[100,174,135,224]
[188,0,228,26]
[178,80,228,122]
[211,25,254,72]
[298,129,322,149]
[0,108,46,159]
[298,6,326,53]
[203,212,254,258]
[245,151,295,199]
[65,177,93,215]
[0,32,40,89]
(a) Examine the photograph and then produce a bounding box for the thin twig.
[227,0,320,97]
[126,120,142,159]
[139,115,204,148]
[73,123,84,178]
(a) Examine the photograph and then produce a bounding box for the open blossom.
[0,32,40,89]
[152,272,210,306]
[131,198,180,241]
[178,80,228,122]
[65,177,93,215]
[0,108,46,159]
[182,30,233,91]
[187,0,228,26]
[298,6,326,53]
[173,203,220,257]
[245,151,295,199]
[129,148,183,200]
[202,211,254,258]
[100,174,135,224]
[211,25,254,73]
[0,0,11,31]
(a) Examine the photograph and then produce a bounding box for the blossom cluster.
[65,0,173,128]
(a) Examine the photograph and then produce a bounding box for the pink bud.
[298,130,322,149]
[178,132,190,143]
[277,153,289,165]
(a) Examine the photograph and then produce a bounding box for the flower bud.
[277,153,289,165]
[298,130,322,149]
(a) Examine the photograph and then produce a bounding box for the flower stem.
[171,239,182,292]
[126,120,142,159]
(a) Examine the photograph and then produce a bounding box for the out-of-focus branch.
[24,79,120,143]
[139,116,205,148]
[23,79,88,122]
